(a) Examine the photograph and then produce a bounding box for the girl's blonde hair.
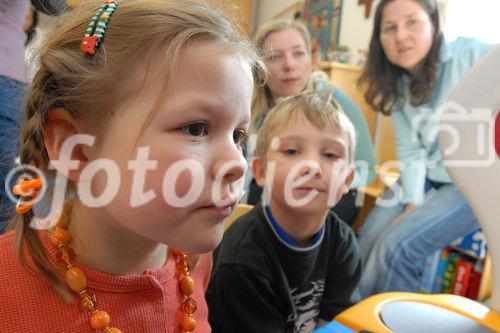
[9,0,262,302]
[251,18,312,132]
[255,90,356,165]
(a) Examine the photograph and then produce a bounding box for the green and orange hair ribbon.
[80,0,119,56]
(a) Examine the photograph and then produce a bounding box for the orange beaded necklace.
[48,204,198,332]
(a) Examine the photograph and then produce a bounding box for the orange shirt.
[0,230,212,332]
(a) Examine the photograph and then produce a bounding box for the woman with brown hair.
[356,0,495,297]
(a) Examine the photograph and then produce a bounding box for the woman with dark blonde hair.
[356,0,495,297]
[247,18,377,226]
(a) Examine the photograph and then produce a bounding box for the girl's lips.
[198,204,235,218]
[198,198,237,218]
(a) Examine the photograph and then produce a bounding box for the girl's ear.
[251,156,267,188]
[44,108,89,182]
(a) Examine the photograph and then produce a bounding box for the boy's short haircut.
[254,90,357,164]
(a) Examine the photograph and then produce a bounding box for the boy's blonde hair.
[10,0,262,302]
[255,90,356,165]
[251,19,312,132]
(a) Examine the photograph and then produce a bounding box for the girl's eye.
[181,123,208,138]
[233,129,248,147]
[283,148,299,155]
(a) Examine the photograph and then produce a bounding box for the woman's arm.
[391,110,427,205]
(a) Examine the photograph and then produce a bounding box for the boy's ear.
[44,108,89,182]
[251,156,267,188]
[342,165,356,194]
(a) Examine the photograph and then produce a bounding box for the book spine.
[451,259,473,296]
[466,261,484,300]
[442,252,460,294]
[433,249,449,293]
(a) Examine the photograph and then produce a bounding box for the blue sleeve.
[452,37,496,67]
[391,111,426,204]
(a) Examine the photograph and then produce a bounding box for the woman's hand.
[390,203,416,224]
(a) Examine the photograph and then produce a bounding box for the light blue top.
[391,37,494,204]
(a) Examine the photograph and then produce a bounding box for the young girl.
[0,0,261,332]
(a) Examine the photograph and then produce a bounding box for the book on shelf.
[442,251,461,294]
[433,249,449,293]
[419,230,488,299]
[450,229,487,259]
[451,258,473,296]
[466,260,484,300]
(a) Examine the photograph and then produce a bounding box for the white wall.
[255,0,451,64]
[255,0,299,28]
[254,0,378,63]
[444,0,500,43]
[338,0,380,64]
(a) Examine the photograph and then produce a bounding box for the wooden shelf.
[478,255,492,302]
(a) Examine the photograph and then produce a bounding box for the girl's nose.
[211,142,247,183]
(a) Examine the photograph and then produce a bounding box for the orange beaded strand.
[49,204,122,333]
[47,203,198,332]
[172,249,197,332]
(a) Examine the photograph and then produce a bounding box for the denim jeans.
[357,182,479,298]
[0,76,26,232]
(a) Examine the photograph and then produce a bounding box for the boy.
[206,90,362,333]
